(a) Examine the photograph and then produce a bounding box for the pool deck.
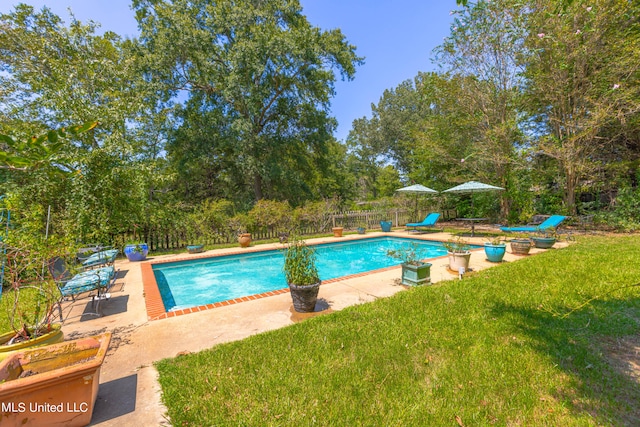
[55,229,568,426]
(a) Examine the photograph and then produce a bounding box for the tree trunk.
[253,173,263,200]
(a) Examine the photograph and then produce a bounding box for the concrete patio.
[53,229,566,426]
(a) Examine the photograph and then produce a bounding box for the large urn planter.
[484,243,507,263]
[448,252,471,272]
[288,281,321,313]
[380,221,392,232]
[0,324,64,362]
[510,239,532,255]
[238,233,252,248]
[531,236,556,249]
[124,243,148,261]
[0,332,111,427]
[401,262,432,286]
[332,227,344,237]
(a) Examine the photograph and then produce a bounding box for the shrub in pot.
[124,243,148,261]
[444,237,471,272]
[531,232,556,249]
[510,236,532,255]
[387,243,431,286]
[484,236,507,263]
[283,238,321,313]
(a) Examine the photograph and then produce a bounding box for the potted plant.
[0,244,65,360]
[484,236,507,263]
[387,243,431,286]
[332,226,344,237]
[443,236,471,272]
[0,332,111,427]
[356,222,366,234]
[282,238,321,313]
[509,234,532,255]
[531,231,557,249]
[124,242,148,261]
[380,220,392,232]
[186,244,205,254]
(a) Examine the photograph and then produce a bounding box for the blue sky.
[3,1,456,141]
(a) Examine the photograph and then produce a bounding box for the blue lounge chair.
[500,215,566,233]
[49,258,118,318]
[82,249,118,269]
[405,212,441,232]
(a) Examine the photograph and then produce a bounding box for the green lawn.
[155,235,640,426]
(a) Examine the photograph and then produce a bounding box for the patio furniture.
[405,212,441,232]
[500,214,566,233]
[82,249,118,269]
[456,217,488,237]
[49,258,118,318]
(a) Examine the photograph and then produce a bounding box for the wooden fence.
[125,208,457,251]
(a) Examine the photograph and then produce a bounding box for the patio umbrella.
[442,180,504,218]
[395,184,439,221]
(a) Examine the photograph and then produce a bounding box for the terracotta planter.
[401,262,431,286]
[0,324,64,362]
[238,233,252,248]
[448,251,471,272]
[0,332,111,427]
[510,239,532,255]
[332,227,344,237]
[288,281,321,313]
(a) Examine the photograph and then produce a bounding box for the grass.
[155,234,640,426]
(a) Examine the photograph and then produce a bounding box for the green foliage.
[282,238,319,286]
[248,200,295,234]
[134,0,363,202]
[443,236,470,253]
[386,242,425,265]
[603,187,640,231]
[1,239,73,337]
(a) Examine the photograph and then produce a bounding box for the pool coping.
[141,234,479,321]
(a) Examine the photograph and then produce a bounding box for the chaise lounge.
[405,212,441,232]
[500,214,566,233]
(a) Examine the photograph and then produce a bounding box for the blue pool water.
[153,237,463,311]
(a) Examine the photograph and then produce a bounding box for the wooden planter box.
[0,333,111,427]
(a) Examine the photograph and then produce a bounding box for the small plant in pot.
[282,238,321,313]
[509,233,532,255]
[387,243,431,286]
[443,236,471,272]
[531,231,557,249]
[124,242,149,261]
[484,236,507,263]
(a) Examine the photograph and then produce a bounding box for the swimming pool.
[152,237,464,312]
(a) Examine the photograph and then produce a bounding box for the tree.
[133,0,363,201]
[521,0,640,214]
[434,0,526,219]
[0,5,161,241]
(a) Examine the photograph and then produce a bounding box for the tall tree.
[434,0,526,219]
[0,5,159,241]
[521,0,640,214]
[132,0,362,201]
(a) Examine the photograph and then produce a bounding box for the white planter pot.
[448,251,471,272]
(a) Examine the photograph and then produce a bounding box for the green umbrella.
[395,184,439,222]
[442,181,504,218]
